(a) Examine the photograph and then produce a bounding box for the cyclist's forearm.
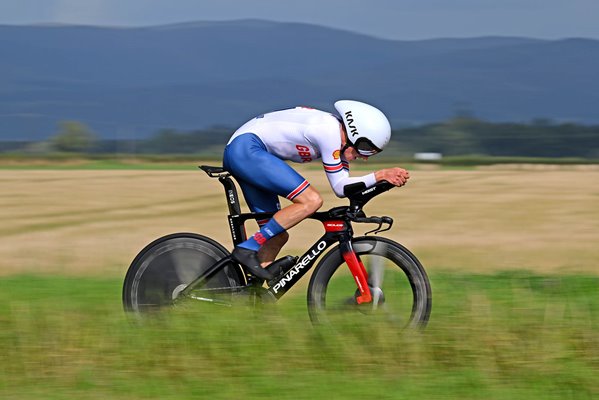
[329,172,376,197]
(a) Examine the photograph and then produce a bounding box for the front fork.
[340,240,372,304]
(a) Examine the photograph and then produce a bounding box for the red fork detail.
[342,251,372,304]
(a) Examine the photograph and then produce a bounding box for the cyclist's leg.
[237,176,323,231]
[234,179,290,266]
[223,134,323,278]
[242,186,322,267]
[258,232,289,266]
[270,186,323,230]
[256,186,322,269]
[236,187,322,278]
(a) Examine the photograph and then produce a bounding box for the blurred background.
[1,1,598,399]
[1,0,599,161]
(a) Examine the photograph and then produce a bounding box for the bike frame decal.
[323,220,346,232]
[229,215,249,244]
[268,236,338,299]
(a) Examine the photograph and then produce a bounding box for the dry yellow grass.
[1,165,598,276]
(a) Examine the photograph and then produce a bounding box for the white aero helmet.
[334,100,391,156]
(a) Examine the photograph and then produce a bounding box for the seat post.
[199,165,246,243]
[200,165,243,216]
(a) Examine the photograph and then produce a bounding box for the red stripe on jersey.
[323,163,343,173]
[286,180,310,200]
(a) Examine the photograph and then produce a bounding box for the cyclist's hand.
[376,167,410,187]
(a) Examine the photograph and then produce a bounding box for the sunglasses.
[353,138,381,157]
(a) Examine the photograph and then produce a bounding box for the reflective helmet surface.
[334,100,391,155]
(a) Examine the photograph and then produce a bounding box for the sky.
[0,0,598,40]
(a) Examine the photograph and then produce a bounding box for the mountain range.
[1,19,598,140]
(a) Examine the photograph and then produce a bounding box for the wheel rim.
[129,238,234,313]
[320,254,416,328]
[310,238,430,330]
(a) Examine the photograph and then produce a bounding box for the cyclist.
[223,100,410,280]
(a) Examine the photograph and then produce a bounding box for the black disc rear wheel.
[122,233,245,314]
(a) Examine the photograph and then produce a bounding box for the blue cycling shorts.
[223,133,310,220]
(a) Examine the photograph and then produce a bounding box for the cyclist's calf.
[258,231,289,266]
[269,231,289,246]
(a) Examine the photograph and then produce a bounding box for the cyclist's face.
[343,146,369,161]
[339,124,369,161]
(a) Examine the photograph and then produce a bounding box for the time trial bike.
[122,165,432,329]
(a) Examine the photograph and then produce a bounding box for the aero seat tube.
[219,175,242,216]
[218,175,248,244]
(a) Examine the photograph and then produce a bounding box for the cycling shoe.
[231,247,274,281]
[266,255,298,277]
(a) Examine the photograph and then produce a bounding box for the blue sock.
[238,218,286,252]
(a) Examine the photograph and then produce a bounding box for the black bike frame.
[215,171,370,301]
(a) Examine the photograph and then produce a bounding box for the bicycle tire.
[122,233,245,314]
[307,236,431,329]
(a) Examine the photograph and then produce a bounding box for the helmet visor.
[353,138,382,156]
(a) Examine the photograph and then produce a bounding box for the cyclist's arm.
[311,124,376,197]
[318,142,410,195]
[323,156,377,198]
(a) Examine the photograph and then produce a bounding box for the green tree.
[50,121,97,153]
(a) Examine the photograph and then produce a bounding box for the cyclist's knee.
[311,195,324,214]
[295,187,323,214]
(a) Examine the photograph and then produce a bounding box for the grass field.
[1,164,598,398]
[1,273,597,399]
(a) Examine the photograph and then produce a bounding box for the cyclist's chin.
[342,147,355,161]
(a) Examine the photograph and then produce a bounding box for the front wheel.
[122,233,245,314]
[307,236,431,329]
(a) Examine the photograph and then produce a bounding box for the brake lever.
[364,216,394,235]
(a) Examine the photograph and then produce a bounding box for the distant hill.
[1,20,598,140]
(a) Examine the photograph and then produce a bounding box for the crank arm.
[187,294,233,307]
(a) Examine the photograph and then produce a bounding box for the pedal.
[266,255,298,278]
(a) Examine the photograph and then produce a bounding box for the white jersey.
[229,107,376,197]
